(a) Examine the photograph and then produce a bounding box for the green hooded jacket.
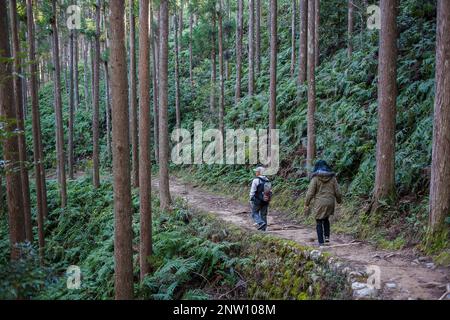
[305,172,342,220]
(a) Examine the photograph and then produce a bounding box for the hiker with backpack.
[304,160,342,246]
[249,167,272,231]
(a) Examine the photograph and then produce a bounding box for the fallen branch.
[326,240,361,248]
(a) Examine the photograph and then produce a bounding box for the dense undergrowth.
[169,0,449,257]
[0,177,350,300]
[24,70,110,171]
[2,0,448,300]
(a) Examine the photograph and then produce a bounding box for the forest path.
[153,176,450,300]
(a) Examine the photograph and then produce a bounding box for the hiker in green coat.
[304,160,342,246]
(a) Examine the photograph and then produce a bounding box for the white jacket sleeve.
[249,178,259,198]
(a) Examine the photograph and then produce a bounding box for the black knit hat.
[313,160,332,173]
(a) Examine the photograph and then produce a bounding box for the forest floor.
[153,176,450,300]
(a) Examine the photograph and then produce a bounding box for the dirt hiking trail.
[154,177,450,300]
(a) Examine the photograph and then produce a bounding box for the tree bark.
[348,0,354,58]
[51,0,67,207]
[158,0,172,211]
[83,37,90,109]
[235,0,243,104]
[306,0,316,170]
[314,0,320,66]
[374,0,398,201]
[138,0,152,279]
[74,31,79,110]
[151,2,159,163]
[100,2,110,164]
[92,0,101,188]
[429,0,450,234]
[218,1,225,136]
[179,0,183,67]
[26,0,46,258]
[269,0,277,132]
[9,0,32,242]
[1,1,25,260]
[104,60,112,163]
[62,37,68,96]
[189,10,194,87]
[90,41,95,109]
[255,0,261,75]
[210,13,216,112]
[290,0,297,77]
[22,65,27,119]
[298,0,308,85]
[225,0,230,81]
[69,21,75,180]
[129,0,139,188]
[248,0,254,95]
[109,0,134,300]
[174,14,181,128]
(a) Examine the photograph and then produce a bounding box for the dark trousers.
[316,218,330,244]
[251,201,268,231]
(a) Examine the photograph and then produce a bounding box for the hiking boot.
[325,237,330,243]
[257,222,267,231]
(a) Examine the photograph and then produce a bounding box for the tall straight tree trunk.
[210,13,216,112]
[290,0,297,77]
[248,0,255,95]
[83,37,90,109]
[174,14,181,129]
[61,38,68,95]
[34,15,48,216]
[68,27,75,180]
[255,0,261,75]
[218,2,225,136]
[51,0,67,208]
[158,0,172,211]
[306,0,316,170]
[224,0,230,82]
[235,0,243,104]
[1,1,25,260]
[269,0,277,132]
[178,0,183,67]
[374,0,398,201]
[26,0,46,258]
[90,41,95,109]
[151,2,159,163]
[104,60,112,162]
[429,0,450,235]
[74,31,79,110]
[9,0,32,242]
[129,0,139,188]
[92,0,101,188]
[138,0,152,279]
[314,0,320,66]
[298,0,308,84]
[189,10,194,87]
[348,0,354,58]
[103,7,111,164]
[109,0,133,300]
[22,66,27,119]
